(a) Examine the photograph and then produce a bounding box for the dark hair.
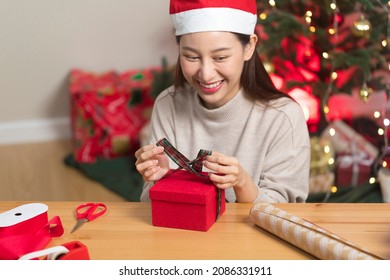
[174,33,291,104]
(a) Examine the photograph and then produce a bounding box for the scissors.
[70,202,107,233]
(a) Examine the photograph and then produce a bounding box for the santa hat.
[170,0,258,36]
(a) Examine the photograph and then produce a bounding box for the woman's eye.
[215,56,227,61]
[184,55,199,61]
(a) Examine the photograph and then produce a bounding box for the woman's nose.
[198,59,215,81]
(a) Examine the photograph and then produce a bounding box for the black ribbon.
[156,138,222,221]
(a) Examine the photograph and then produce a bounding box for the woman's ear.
[244,34,258,61]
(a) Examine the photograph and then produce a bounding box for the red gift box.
[150,170,226,232]
[321,120,379,161]
[69,67,160,163]
[336,152,372,188]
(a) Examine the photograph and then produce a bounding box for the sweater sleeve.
[254,102,310,203]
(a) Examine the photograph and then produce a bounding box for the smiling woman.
[135,0,311,204]
[178,32,256,109]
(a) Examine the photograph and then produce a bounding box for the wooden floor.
[0,140,126,202]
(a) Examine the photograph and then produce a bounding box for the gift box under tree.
[321,120,378,188]
[336,150,373,188]
[321,120,379,161]
[69,67,159,163]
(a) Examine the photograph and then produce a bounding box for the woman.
[135,0,310,203]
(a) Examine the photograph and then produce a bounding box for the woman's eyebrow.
[181,46,232,53]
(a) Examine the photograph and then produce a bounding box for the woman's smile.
[198,80,224,93]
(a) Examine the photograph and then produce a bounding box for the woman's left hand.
[202,151,246,189]
[202,151,259,203]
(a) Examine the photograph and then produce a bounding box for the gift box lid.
[150,170,218,205]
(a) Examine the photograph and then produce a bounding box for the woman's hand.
[202,151,259,202]
[135,144,170,182]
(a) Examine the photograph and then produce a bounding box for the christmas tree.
[256,0,389,134]
[255,0,390,199]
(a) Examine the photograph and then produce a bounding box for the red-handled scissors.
[70,202,107,233]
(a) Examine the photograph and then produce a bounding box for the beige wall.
[0,0,177,125]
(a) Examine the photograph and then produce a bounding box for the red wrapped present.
[336,151,373,188]
[69,67,160,163]
[150,170,225,231]
[149,138,225,231]
[321,120,379,161]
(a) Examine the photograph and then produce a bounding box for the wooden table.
[1,202,390,260]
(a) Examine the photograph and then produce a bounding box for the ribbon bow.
[337,141,373,187]
[156,138,222,221]
[156,138,211,177]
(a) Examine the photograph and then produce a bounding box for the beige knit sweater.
[140,85,310,203]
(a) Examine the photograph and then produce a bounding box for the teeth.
[199,81,222,89]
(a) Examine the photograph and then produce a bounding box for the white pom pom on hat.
[170,0,258,36]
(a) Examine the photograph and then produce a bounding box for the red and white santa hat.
[170,0,258,36]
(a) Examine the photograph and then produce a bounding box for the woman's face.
[179,32,256,109]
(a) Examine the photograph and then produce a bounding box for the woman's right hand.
[135,144,170,182]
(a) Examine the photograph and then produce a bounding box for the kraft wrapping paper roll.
[249,203,383,260]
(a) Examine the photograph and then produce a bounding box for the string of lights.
[257,0,390,198]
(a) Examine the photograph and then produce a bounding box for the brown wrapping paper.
[249,203,383,260]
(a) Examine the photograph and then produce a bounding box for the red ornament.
[331,13,345,26]
[287,88,320,133]
[274,36,321,83]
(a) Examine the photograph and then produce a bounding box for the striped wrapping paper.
[249,203,383,260]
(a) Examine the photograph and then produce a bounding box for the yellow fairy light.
[383,161,388,168]
[259,13,267,20]
[331,186,338,193]
[324,105,330,114]
[374,111,381,118]
[305,10,312,24]
[369,177,376,184]
[328,157,335,165]
[329,28,336,35]
[330,3,337,10]
[269,0,276,7]
[324,145,330,153]
[382,40,388,47]
[331,72,338,80]
[322,52,329,59]
[309,26,316,33]
[378,128,385,135]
